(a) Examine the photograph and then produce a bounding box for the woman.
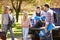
[22,12,30,40]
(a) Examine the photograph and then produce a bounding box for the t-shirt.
[22,18,30,28]
[2,13,14,25]
[2,13,9,25]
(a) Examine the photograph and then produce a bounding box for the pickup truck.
[28,8,60,40]
[51,8,60,40]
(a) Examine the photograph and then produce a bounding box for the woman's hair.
[10,8,13,13]
[23,12,28,21]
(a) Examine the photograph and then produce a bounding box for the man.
[2,6,14,40]
[29,6,46,40]
[31,6,46,27]
[43,4,55,40]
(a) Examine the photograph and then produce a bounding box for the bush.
[14,22,22,29]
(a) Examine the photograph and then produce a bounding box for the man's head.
[4,6,10,14]
[44,4,50,11]
[36,6,41,13]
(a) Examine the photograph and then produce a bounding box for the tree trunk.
[16,11,19,22]
[16,5,21,22]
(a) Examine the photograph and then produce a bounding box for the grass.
[7,28,22,38]
[7,22,22,37]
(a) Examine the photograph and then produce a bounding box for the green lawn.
[7,22,22,38]
[7,28,22,38]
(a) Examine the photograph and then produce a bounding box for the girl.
[22,12,30,40]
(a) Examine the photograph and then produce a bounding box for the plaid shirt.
[45,9,54,24]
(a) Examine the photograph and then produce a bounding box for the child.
[22,12,30,40]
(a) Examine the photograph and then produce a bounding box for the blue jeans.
[44,31,53,40]
[22,28,29,40]
[3,25,14,40]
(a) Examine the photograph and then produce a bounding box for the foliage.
[0,8,2,14]
[27,0,35,4]
[44,0,51,4]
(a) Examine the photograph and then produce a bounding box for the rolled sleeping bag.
[31,16,46,28]
[39,23,55,37]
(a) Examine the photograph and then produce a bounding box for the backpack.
[36,12,41,16]
[53,11,58,23]
[8,14,15,26]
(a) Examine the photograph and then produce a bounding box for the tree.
[10,0,35,22]
[10,0,23,22]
